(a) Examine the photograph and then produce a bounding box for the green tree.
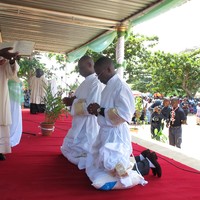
[18,56,44,88]
[87,32,200,97]
[46,52,80,92]
[147,50,200,97]
[18,53,55,89]
[47,53,66,70]
[87,33,158,92]
[45,33,200,98]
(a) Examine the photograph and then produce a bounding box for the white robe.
[29,75,47,104]
[0,60,18,153]
[49,78,58,97]
[8,80,23,147]
[85,74,147,190]
[61,73,104,169]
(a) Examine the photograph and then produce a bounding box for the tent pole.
[116,25,126,79]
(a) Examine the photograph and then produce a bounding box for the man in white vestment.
[29,68,47,114]
[0,51,19,160]
[87,57,162,190]
[60,56,104,170]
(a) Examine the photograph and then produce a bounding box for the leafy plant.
[87,32,200,97]
[18,54,55,90]
[42,84,66,124]
[154,127,167,143]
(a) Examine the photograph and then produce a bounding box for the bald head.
[78,55,95,77]
[94,56,116,84]
[94,56,114,71]
[79,55,94,66]
[36,68,44,78]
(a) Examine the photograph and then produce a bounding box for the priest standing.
[0,49,19,160]
[29,68,47,114]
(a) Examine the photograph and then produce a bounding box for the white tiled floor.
[130,115,200,171]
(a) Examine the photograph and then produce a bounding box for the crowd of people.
[132,95,200,149]
[137,96,199,123]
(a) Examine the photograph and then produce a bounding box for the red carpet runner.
[1,109,200,200]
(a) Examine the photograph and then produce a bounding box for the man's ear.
[88,62,94,71]
[107,67,111,73]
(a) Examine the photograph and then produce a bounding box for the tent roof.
[0,0,187,56]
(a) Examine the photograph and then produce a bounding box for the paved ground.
[131,114,200,160]
[181,114,200,159]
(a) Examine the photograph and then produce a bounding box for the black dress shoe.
[141,149,151,158]
[147,152,162,178]
[150,152,158,176]
[151,168,157,176]
[151,152,158,159]
[0,153,6,160]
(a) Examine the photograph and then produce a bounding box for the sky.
[134,0,200,53]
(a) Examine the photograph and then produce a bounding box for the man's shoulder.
[177,107,185,113]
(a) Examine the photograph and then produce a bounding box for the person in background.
[24,89,31,108]
[61,55,104,170]
[145,98,153,124]
[148,97,162,123]
[149,97,162,112]
[0,49,19,160]
[29,68,47,114]
[160,97,171,129]
[180,97,189,124]
[150,106,163,139]
[167,97,186,148]
[196,102,200,125]
[68,90,75,112]
[86,57,161,190]
[68,90,75,98]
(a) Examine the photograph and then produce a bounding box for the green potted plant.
[154,126,168,143]
[40,83,66,136]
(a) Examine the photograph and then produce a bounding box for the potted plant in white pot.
[39,83,66,136]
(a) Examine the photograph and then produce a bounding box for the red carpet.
[1,109,200,200]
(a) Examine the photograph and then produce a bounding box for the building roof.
[0,0,187,58]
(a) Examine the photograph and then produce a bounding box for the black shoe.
[141,149,151,158]
[151,151,158,159]
[0,153,6,160]
[151,168,157,176]
[147,152,162,178]
[150,152,158,176]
